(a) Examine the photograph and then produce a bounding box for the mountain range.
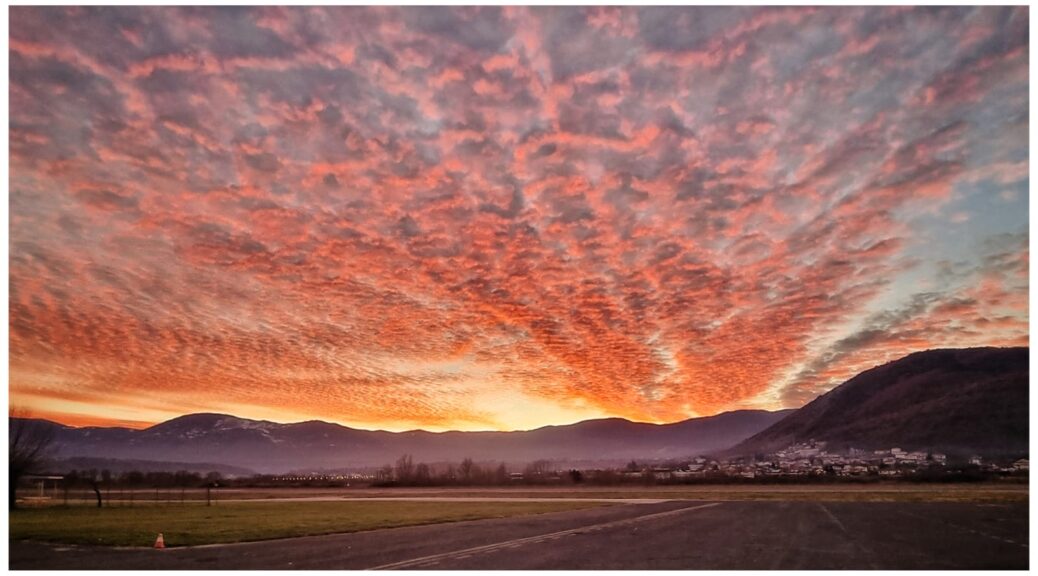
[24,409,792,475]
[18,346,1028,475]
[727,347,1028,458]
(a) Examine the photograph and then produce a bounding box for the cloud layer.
[9,7,1029,430]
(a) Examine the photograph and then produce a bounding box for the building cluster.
[617,441,1029,481]
[745,442,948,478]
[964,456,1029,474]
[269,473,373,482]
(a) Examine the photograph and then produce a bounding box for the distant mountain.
[17,409,793,475]
[726,347,1029,458]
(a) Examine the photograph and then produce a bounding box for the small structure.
[21,475,64,506]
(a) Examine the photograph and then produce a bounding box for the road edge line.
[367,502,722,570]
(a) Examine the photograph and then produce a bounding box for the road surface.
[10,500,1028,569]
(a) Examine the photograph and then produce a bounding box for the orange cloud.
[8,6,1030,431]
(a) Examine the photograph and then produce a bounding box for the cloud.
[8,6,1030,430]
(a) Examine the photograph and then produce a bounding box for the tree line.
[62,469,224,488]
[371,455,592,487]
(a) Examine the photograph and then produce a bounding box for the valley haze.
[27,409,792,474]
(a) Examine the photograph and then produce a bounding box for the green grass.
[9,500,607,548]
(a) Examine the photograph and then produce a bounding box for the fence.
[15,486,222,508]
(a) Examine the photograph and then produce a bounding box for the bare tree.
[395,454,414,483]
[459,457,475,483]
[524,459,553,478]
[415,463,431,485]
[87,476,103,508]
[9,410,56,509]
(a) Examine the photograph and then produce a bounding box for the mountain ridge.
[725,346,1028,458]
[18,346,1028,474]
[137,410,781,436]
[17,409,794,474]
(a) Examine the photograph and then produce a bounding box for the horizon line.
[14,407,798,436]
[14,345,1023,435]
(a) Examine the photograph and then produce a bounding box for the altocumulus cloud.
[9,6,1029,430]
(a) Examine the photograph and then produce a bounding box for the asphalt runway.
[9,500,1028,570]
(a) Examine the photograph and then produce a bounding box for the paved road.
[10,500,1028,570]
[219,496,673,503]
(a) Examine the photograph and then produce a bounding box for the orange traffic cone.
[154,533,165,549]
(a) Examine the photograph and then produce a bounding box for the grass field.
[10,484,1026,549]
[36,482,1028,506]
[9,500,608,547]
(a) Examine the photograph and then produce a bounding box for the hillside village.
[253,441,1028,487]
[676,441,1028,480]
[580,441,1030,482]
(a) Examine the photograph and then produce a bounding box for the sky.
[8,6,1029,432]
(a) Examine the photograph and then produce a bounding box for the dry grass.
[9,500,606,547]
[34,482,1028,507]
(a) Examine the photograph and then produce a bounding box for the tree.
[81,468,103,507]
[524,459,553,479]
[395,454,415,483]
[415,462,431,485]
[87,476,103,508]
[123,470,145,486]
[9,411,56,510]
[459,458,475,483]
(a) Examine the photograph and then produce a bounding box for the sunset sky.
[9,6,1029,431]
